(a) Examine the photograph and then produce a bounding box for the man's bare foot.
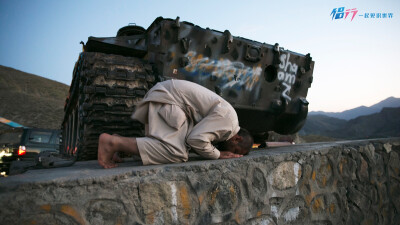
[98,133,118,169]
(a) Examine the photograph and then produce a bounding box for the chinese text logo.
[331,7,358,21]
[331,7,393,21]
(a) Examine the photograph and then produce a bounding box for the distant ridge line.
[309,97,400,120]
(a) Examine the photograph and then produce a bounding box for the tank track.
[62,52,155,160]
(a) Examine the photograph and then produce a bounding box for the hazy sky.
[1,0,399,112]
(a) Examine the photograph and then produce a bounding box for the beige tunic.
[132,80,240,165]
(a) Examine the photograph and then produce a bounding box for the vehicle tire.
[61,52,155,160]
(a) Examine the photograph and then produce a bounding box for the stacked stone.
[62,52,155,160]
[1,139,399,224]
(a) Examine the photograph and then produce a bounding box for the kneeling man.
[98,80,253,168]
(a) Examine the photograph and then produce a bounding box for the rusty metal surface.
[84,16,315,137]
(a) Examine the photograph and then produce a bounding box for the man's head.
[219,128,254,155]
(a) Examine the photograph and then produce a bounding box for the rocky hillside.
[0,65,69,131]
[335,107,400,139]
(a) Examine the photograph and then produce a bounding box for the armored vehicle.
[62,17,314,160]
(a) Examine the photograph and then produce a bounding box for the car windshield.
[29,131,52,143]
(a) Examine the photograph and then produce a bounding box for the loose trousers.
[136,102,190,165]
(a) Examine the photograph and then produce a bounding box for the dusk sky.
[1,0,399,112]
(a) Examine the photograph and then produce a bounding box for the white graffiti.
[283,207,300,222]
[183,51,262,91]
[169,182,179,224]
[278,53,298,101]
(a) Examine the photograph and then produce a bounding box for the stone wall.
[0,138,399,225]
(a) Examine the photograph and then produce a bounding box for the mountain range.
[301,99,400,139]
[309,97,400,120]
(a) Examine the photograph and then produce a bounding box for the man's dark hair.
[237,128,253,154]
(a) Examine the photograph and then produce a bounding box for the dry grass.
[0,65,69,131]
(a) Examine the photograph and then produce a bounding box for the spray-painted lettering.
[278,53,298,101]
[182,51,262,91]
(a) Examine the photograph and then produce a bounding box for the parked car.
[0,128,61,175]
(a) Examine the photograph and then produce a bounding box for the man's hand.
[219,151,243,159]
